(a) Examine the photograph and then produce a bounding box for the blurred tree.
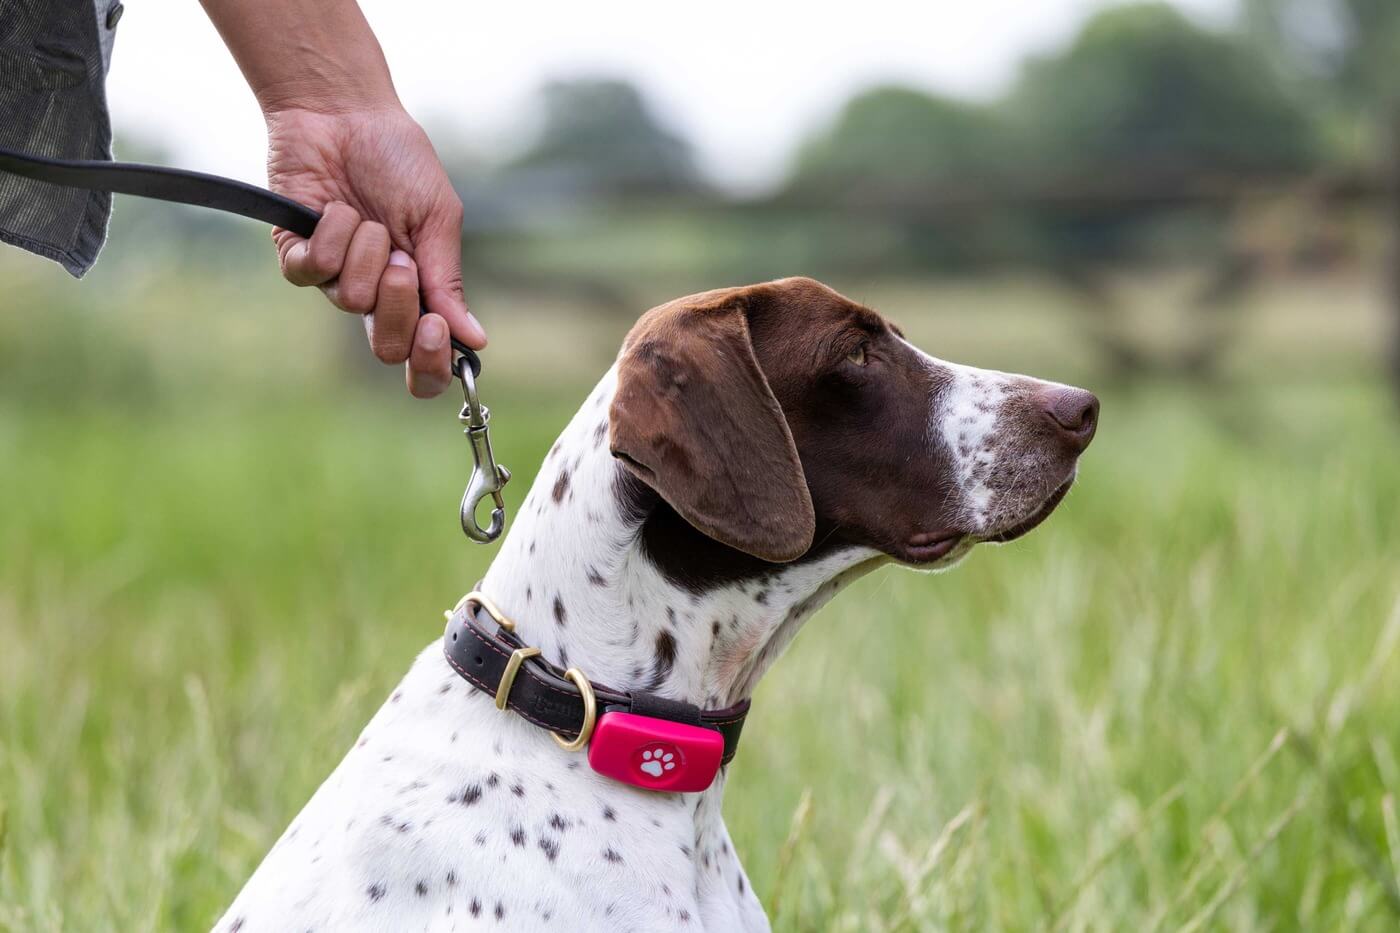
[505,79,701,198]
[1009,2,1322,178]
[788,87,1013,199]
[1240,0,1400,154]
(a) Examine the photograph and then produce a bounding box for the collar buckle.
[444,591,743,793]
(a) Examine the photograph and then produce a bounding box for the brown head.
[609,277,1097,586]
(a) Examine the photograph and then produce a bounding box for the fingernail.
[388,250,413,268]
[465,312,487,346]
[422,315,447,351]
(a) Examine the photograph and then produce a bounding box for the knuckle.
[338,279,378,314]
[327,201,361,226]
[362,220,390,244]
[306,241,342,281]
[379,265,417,296]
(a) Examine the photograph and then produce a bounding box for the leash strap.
[0,144,514,542]
[443,600,750,766]
[0,145,481,376]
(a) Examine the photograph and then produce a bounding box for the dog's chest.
[217,645,766,932]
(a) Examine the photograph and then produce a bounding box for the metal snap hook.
[455,355,510,543]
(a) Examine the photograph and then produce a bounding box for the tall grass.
[1,249,1398,929]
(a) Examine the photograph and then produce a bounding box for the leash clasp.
[455,357,511,543]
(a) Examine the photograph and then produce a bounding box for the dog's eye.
[846,344,867,367]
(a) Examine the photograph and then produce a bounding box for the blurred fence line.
[12,1,1397,402]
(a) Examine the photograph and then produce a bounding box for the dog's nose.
[1038,386,1099,451]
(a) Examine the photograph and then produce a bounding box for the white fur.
[215,348,1058,932]
[904,338,1072,536]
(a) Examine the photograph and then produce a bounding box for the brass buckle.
[495,646,542,710]
[448,591,535,710]
[447,590,597,751]
[450,590,515,632]
[551,668,597,752]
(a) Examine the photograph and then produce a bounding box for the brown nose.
[1038,386,1099,451]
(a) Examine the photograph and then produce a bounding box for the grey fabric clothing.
[0,0,122,277]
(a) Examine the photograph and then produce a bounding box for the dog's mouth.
[903,530,967,564]
[893,472,1079,565]
[983,475,1075,544]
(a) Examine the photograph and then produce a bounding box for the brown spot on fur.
[552,469,571,503]
[648,630,677,688]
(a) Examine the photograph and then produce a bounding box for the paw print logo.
[638,746,678,779]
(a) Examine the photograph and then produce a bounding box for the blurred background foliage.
[4,1,1400,929]
[59,0,1397,377]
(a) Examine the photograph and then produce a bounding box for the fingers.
[276,201,361,286]
[372,251,452,398]
[324,221,391,314]
[412,207,488,350]
[363,250,419,365]
[406,312,453,398]
[271,200,457,398]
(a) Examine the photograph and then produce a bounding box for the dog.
[215,277,1098,932]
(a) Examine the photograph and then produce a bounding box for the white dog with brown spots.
[216,278,1097,931]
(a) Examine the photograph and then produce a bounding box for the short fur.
[216,278,1097,932]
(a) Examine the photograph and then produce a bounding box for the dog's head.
[609,277,1097,568]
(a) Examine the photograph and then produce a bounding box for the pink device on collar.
[587,711,725,793]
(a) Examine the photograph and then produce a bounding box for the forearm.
[199,0,399,114]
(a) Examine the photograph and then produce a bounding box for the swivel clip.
[455,355,510,543]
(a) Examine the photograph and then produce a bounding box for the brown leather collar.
[442,593,750,765]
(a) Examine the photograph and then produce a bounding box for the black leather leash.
[0,145,480,375]
[0,145,511,540]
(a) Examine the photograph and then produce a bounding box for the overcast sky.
[106,0,1234,193]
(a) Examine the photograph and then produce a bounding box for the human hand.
[265,105,485,398]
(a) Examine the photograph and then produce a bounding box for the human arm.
[199,0,484,397]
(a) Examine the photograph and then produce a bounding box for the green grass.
[2,251,1400,929]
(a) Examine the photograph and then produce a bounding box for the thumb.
[413,215,486,349]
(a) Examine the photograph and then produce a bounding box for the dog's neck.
[480,365,882,711]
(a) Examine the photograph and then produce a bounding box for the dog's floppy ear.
[609,286,815,562]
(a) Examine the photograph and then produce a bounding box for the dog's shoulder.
[215,644,708,932]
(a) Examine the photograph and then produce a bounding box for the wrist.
[255,73,399,118]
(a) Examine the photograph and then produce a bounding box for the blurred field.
[2,237,1400,931]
